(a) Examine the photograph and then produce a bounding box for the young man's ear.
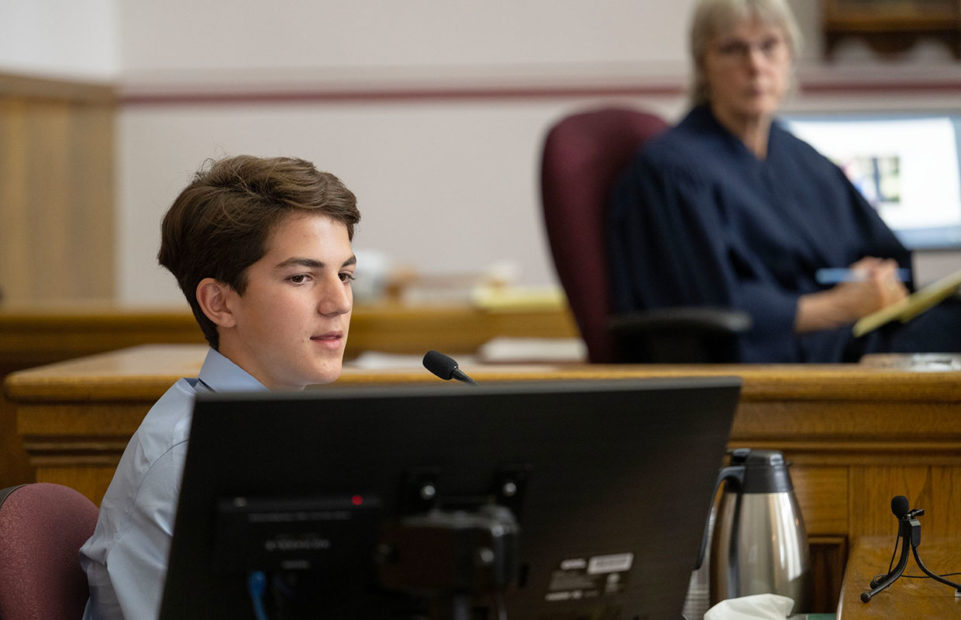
[195,278,238,328]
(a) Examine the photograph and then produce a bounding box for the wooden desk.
[0,302,576,365]
[838,536,961,618]
[0,302,577,488]
[6,344,961,612]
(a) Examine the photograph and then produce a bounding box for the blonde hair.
[689,0,802,105]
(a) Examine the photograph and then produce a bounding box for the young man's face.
[218,212,355,389]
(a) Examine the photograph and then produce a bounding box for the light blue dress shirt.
[79,348,266,620]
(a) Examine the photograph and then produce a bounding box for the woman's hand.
[796,257,908,333]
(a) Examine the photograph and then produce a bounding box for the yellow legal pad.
[853,267,961,337]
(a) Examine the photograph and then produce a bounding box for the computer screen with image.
[160,376,740,619]
[783,113,961,250]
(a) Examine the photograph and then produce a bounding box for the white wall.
[0,0,118,80]
[117,1,690,75]
[117,94,685,305]
[6,1,961,303]
[114,1,701,304]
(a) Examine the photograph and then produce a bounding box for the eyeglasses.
[711,35,786,63]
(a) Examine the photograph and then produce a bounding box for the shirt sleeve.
[608,151,799,340]
[105,443,187,620]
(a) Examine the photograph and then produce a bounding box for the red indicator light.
[351,495,363,506]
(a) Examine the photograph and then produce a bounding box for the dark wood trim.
[117,76,961,107]
[119,83,684,106]
[822,0,961,60]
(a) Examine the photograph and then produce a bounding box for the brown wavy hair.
[158,155,360,349]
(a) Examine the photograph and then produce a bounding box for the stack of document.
[470,285,568,312]
[476,337,586,363]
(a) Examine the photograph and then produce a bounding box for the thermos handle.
[694,465,744,569]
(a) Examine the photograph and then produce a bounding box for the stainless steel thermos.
[708,449,812,611]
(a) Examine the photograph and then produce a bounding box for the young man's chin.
[307,361,344,387]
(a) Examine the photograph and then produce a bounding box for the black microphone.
[891,495,910,519]
[422,350,476,385]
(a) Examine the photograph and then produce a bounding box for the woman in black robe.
[608,0,961,362]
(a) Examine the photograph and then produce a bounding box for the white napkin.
[703,594,795,620]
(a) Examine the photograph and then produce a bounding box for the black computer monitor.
[160,376,741,619]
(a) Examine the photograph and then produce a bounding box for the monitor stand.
[376,468,526,620]
[378,504,519,620]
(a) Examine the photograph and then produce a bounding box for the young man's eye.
[288,274,309,284]
[340,272,356,283]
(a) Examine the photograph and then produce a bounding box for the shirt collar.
[196,348,268,393]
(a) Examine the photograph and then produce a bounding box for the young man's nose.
[317,276,352,315]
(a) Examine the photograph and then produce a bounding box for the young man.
[79,155,361,619]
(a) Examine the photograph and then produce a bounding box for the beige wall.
[2,1,960,303]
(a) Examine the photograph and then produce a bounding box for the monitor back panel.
[161,376,741,619]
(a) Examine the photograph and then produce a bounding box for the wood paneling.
[6,347,961,612]
[810,536,848,614]
[0,73,115,303]
[822,0,961,59]
[792,467,849,536]
[849,466,961,539]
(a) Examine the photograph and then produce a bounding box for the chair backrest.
[540,106,668,362]
[0,483,99,620]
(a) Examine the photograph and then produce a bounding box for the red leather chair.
[0,483,99,620]
[540,107,750,362]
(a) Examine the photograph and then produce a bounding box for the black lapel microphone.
[891,495,910,519]
[862,494,961,601]
[422,350,477,385]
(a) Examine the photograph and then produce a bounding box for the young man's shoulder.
[98,377,199,508]
[135,377,200,456]
[81,376,200,564]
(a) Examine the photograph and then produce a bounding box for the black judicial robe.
[608,105,919,363]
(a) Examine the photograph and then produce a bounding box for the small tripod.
[861,498,961,602]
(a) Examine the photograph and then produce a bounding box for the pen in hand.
[815,267,910,285]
